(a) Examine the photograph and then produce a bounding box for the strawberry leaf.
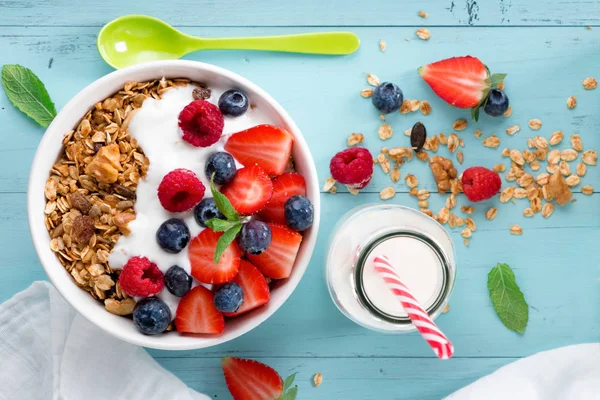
[210,175,239,221]
[282,373,297,392]
[280,386,298,400]
[214,222,242,263]
[205,218,236,232]
[491,73,507,88]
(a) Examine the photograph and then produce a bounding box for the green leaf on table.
[214,222,242,263]
[282,373,297,392]
[1,64,56,127]
[279,385,298,400]
[205,218,236,232]
[210,175,239,221]
[490,73,507,88]
[487,263,529,334]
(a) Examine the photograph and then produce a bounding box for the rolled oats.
[405,174,418,188]
[418,10,428,18]
[502,148,510,157]
[534,136,549,149]
[583,77,597,89]
[531,197,542,212]
[571,134,583,152]
[379,39,387,52]
[582,150,598,165]
[523,208,534,217]
[493,164,506,173]
[416,28,430,40]
[313,373,323,387]
[528,119,542,130]
[561,149,578,162]
[517,174,533,187]
[417,189,430,200]
[510,225,523,235]
[582,185,594,195]
[485,207,498,220]
[567,95,577,109]
[513,188,527,199]
[483,136,500,148]
[548,149,561,164]
[461,206,474,214]
[380,187,396,200]
[506,125,520,136]
[565,175,580,187]
[323,178,336,192]
[522,150,535,163]
[366,73,380,87]
[542,202,554,218]
[576,163,587,176]
[530,160,541,171]
[549,131,564,146]
[400,100,412,114]
[390,168,401,183]
[447,134,459,153]
[456,151,464,164]
[420,100,432,115]
[559,161,571,176]
[360,88,374,98]
[446,194,457,210]
[465,218,476,231]
[503,105,512,117]
[437,207,450,224]
[461,228,472,238]
[500,187,514,203]
[347,132,364,146]
[453,119,467,131]
[510,149,525,166]
[378,124,393,140]
[418,200,429,208]
[474,129,483,139]
[105,298,136,316]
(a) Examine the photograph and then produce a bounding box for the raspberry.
[158,169,206,212]
[461,166,502,202]
[118,256,164,297]
[329,147,374,189]
[178,100,224,147]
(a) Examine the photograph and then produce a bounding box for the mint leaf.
[282,373,296,392]
[210,175,239,221]
[214,222,242,263]
[490,73,507,88]
[488,263,529,334]
[205,218,236,232]
[1,64,56,127]
[280,386,298,400]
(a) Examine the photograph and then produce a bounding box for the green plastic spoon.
[97,15,360,69]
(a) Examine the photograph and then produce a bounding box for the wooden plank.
[5,191,599,358]
[0,27,599,194]
[1,0,600,27]
[153,356,514,399]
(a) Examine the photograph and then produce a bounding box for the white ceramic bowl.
[28,60,320,350]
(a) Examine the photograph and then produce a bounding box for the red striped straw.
[373,255,454,359]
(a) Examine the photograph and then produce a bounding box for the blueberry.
[205,152,237,184]
[156,218,190,254]
[218,89,249,117]
[164,265,193,297]
[371,82,403,114]
[238,220,271,255]
[284,195,314,231]
[214,282,244,313]
[133,297,171,335]
[194,198,225,227]
[484,89,509,117]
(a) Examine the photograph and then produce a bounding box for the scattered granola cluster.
[44,78,196,314]
[324,71,597,247]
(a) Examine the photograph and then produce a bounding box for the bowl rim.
[27,60,320,350]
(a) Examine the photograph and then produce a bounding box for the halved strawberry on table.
[258,172,307,225]
[175,285,225,334]
[224,124,294,176]
[221,165,273,215]
[188,229,242,284]
[247,223,302,279]
[224,260,270,317]
[418,55,506,121]
[222,357,284,400]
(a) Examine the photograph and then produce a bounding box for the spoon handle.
[188,32,360,55]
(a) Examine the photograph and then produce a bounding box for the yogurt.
[108,84,271,316]
[326,204,456,333]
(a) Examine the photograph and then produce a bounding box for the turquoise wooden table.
[1,1,599,398]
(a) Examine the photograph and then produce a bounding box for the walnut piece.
[544,173,572,205]
[85,143,123,184]
[428,156,457,193]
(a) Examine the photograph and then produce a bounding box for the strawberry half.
[222,356,283,400]
[418,56,506,120]
[224,124,294,176]
[221,165,273,215]
[258,172,307,224]
[175,286,225,334]
[224,260,270,317]
[247,223,302,279]
[189,229,242,284]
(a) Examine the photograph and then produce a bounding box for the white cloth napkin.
[0,281,209,400]
[447,342,600,400]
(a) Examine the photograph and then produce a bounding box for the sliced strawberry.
[222,356,283,400]
[418,56,490,109]
[175,286,225,334]
[221,165,273,215]
[189,229,242,284]
[224,260,270,317]
[258,173,307,224]
[247,224,302,279]
[224,124,294,176]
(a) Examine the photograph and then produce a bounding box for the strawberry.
[221,165,273,215]
[461,166,502,202]
[258,173,307,224]
[175,286,225,334]
[224,124,294,176]
[224,260,270,317]
[222,357,283,400]
[189,229,242,284]
[247,224,302,279]
[418,56,506,120]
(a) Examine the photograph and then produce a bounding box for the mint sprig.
[208,174,244,263]
[487,263,529,334]
[1,64,56,127]
[278,373,298,400]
